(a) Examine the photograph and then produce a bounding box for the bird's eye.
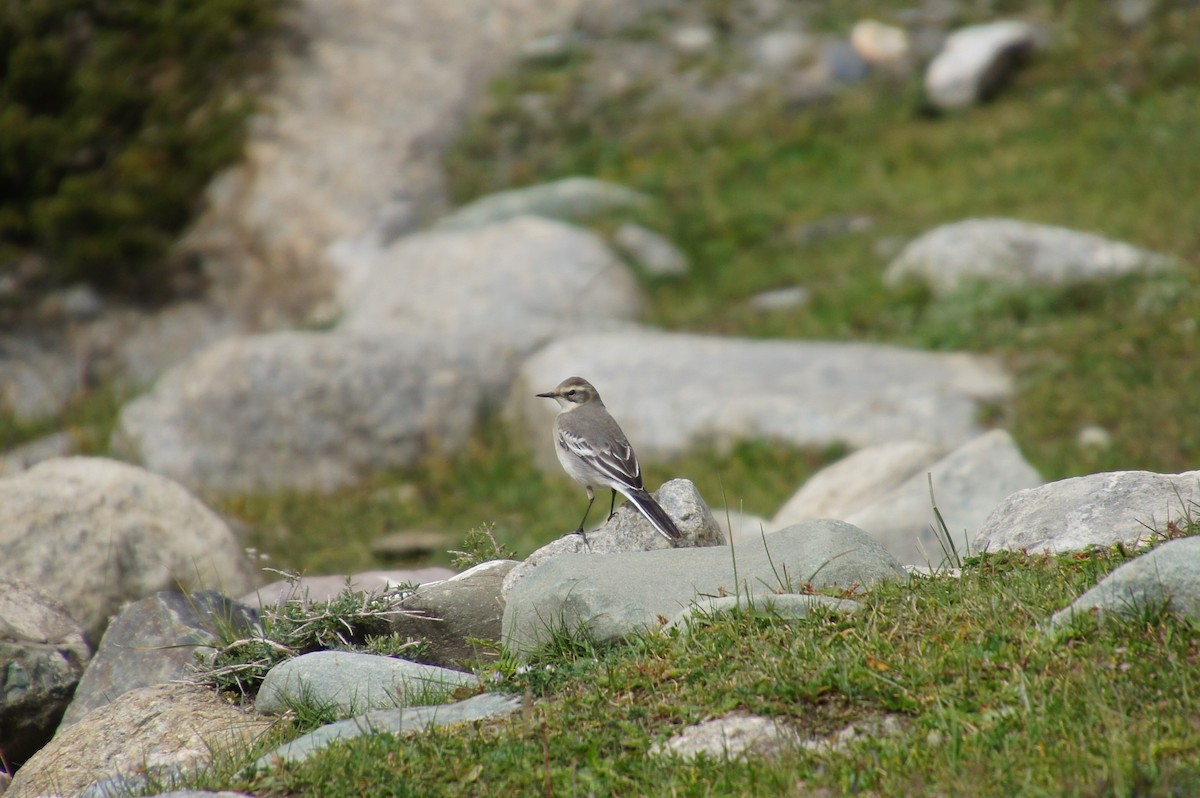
[565,389,576,397]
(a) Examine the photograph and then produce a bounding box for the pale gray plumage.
[536,376,682,542]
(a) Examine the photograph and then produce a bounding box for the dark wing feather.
[557,427,643,490]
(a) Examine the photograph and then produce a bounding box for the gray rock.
[5,683,271,798]
[843,430,1043,565]
[0,578,90,766]
[973,470,1200,555]
[240,569,454,612]
[258,691,523,767]
[651,712,801,760]
[255,651,480,717]
[820,39,870,84]
[884,218,1172,296]
[748,30,816,70]
[502,479,726,595]
[433,178,649,231]
[60,591,258,729]
[0,457,254,641]
[666,593,861,631]
[1049,537,1200,628]
[113,330,484,494]
[392,560,519,668]
[612,223,690,277]
[502,520,903,655]
[748,286,809,312]
[773,440,943,528]
[512,329,1012,470]
[337,216,643,335]
[713,508,772,546]
[924,20,1037,109]
[0,335,80,422]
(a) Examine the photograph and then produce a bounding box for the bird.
[536,376,682,543]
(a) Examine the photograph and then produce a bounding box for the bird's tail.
[622,487,683,541]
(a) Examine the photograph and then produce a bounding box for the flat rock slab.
[255,651,480,718]
[973,469,1200,554]
[258,691,523,767]
[884,218,1171,296]
[502,520,904,655]
[514,329,1012,469]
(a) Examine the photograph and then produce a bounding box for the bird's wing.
[557,427,643,490]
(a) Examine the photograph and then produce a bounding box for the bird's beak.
[536,390,556,398]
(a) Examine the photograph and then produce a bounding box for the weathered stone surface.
[973,470,1200,555]
[6,683,271,798]
[773,440,942,528]
[0,457,254,641]
[60,591,258,729]
[924,21,1037,109]
[255,651,480,718]
[337,216,643,335]
[258,691,523,768]
[842,430,1043,565]
[612,223,689,278]
[392,560,519,668]
[1049,537,1200,628]
[113,331,482,494]
[851,19,911,69]
[433,178,649,231]
[502,520,903,655]
[502,479,727,595]
[0,431,78,477]
[513,329,1012,470]
[884,218,1171,296]
[651,713,800,760]
[0,578,90,766]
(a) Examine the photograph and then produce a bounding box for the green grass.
[176,544,1200,797]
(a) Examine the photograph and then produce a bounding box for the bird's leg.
[574,487,596,535]
[606,489,617,521]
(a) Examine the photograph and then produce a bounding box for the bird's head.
[536,376,602,409]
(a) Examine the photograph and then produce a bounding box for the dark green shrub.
[0,0,281,298]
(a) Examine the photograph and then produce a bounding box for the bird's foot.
[571,527,591,549]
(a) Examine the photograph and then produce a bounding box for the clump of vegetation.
[449,522,516,569]
[0,0,281,299]
[200,574,427,697]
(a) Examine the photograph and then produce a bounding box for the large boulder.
[0,458,254,640]
[514,329,1012,469]
[501,519,904,655]
[973,470,1200,554]
[113,331,483,494]
[6,683,271,798]
[0,578,90,767]
[884,218,1171,296]
[336,215,643,336]
[840,430,1042,565]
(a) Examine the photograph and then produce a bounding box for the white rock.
[842,430,1043,566]
[0,457,253,640]
[670,25,718,55]
[652,713,800,760]
[749,286,809,311]
[884,218,1171,296]
[432,178,649,231]
[924,20,1038,108]
[773,440,942,528]
[749,30,816,70]
[613,223,689,277]
[514,329,1012,471]
[337,216,644,336]
[973,470,1200,555]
